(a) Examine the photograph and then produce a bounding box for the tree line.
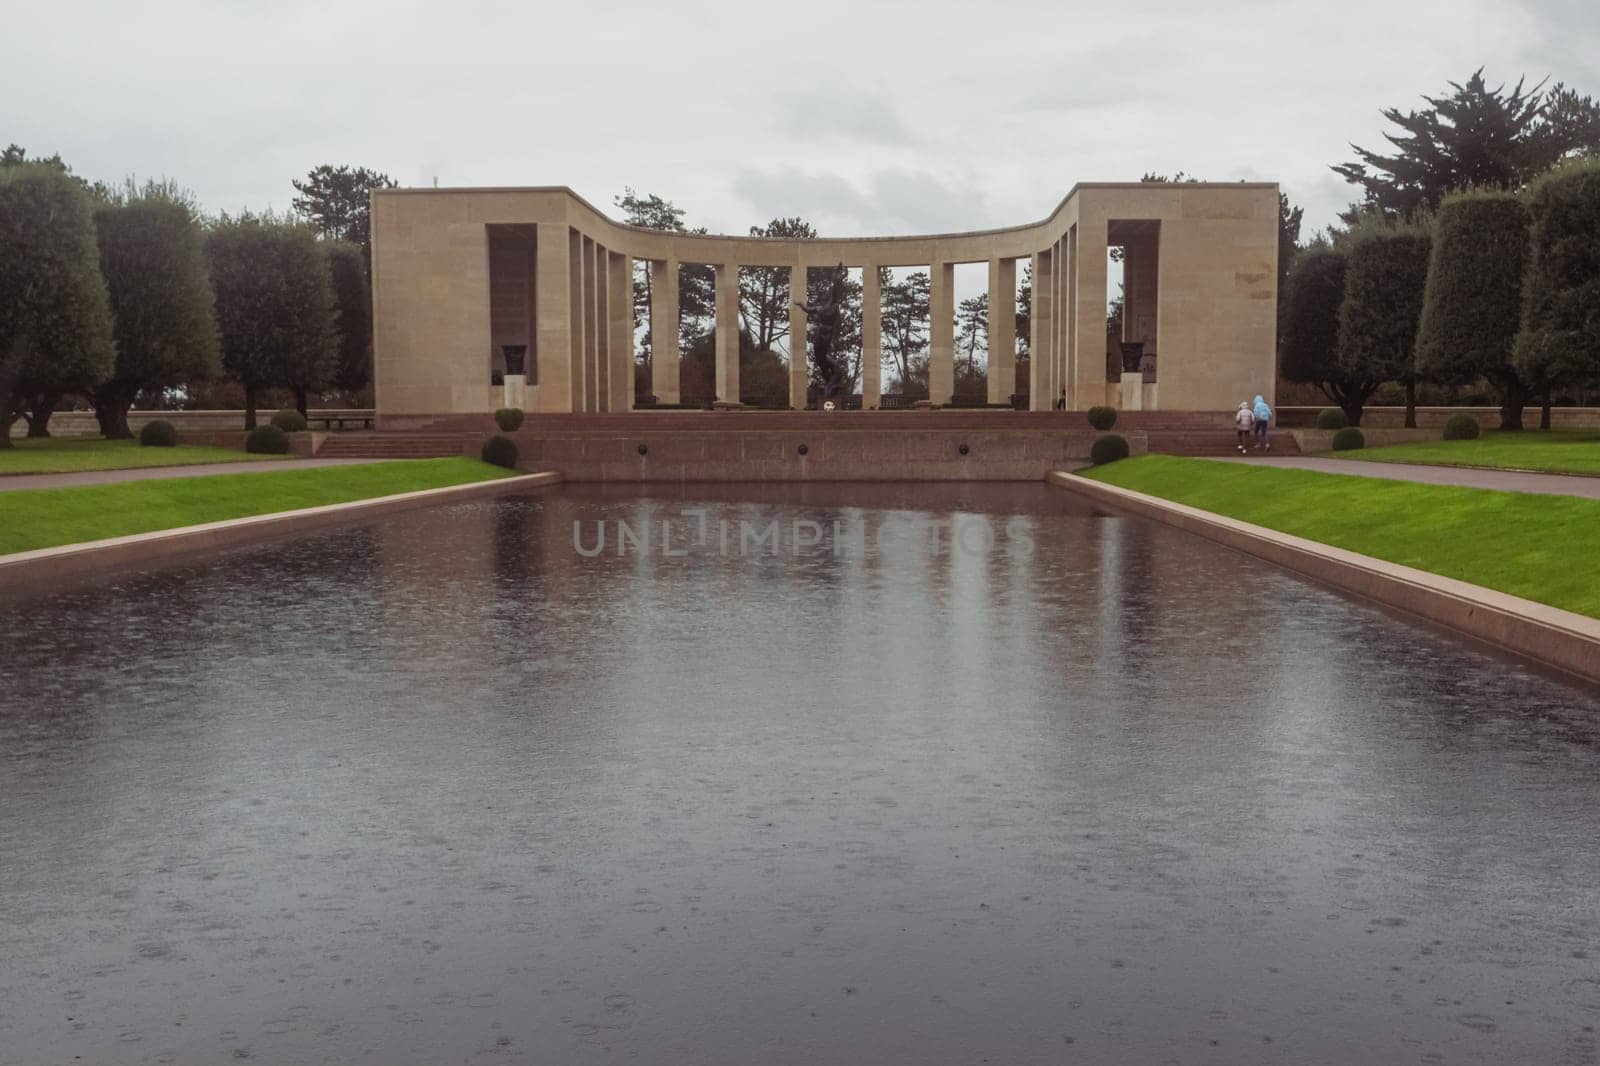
[1,153,391,443]
[1281,70,1600,427]
[7,69,1596,433]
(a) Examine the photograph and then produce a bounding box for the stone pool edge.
[1046,469,1600,688]
[0,471,562,596]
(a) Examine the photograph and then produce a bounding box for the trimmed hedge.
[1280,249,1348,388]
[1443,413,1481,440]
[1090,433,1130,465]
[1513,159,1600,395]
[481,434,518,469]
[270,408,307,433]
[1337,226,1431,388]
[245,424,290,454]
[1315,408,1349,430]
[1415,191,1530,393]
[493,407,524,432]
[1086,405,1118,430]
[138,419,178,447]
[1331,426,1365,451]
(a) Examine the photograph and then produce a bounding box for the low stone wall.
[1046,471,1600,687]
[1292,427,1436,452]
[1278,406,1600,429]
[10,409,374,438]
[487,427,1146,481]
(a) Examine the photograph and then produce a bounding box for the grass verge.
[0,437,281,475]
[1348,429,1600,476]
[0,458,516,555]
[1079,455,1600,618]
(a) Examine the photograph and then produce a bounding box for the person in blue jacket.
[1252,394,1273,451]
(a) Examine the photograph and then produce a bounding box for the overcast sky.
[5,0,1596,244]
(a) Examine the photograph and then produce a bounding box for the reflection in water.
[1,482,1598,1066]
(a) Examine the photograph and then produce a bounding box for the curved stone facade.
[371,182,1280,419]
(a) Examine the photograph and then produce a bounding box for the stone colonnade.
[371,183,1281,419]
[633,254,1035,410]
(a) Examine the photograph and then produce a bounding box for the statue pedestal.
[503,374,527,412]
[1119,372,1144,412]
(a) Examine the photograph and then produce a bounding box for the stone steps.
[315,434,466,459]
[396,410,1252,435]
[1143,431,1301,457]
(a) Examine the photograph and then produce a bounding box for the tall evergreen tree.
[324,240,373,395]
[1414,191,1531,428]
[291,164,396,265]
[614,188,714,368]
[206,213,335,427]
[91,180,221,438]
[1333,70,1600,222]
[1280,247,1382,426]
[1336,223,1432,426]
[1513,159,1600,426]
[880,269,931,398]
[0,164,114,446]
[739,217,816,354]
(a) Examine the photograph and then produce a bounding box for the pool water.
[1,483,1597,1064]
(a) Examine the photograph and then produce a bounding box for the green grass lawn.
[0,458,518,555]
[1347,429,1600,475]
[0,436,282,474]
[1080,454,1600,618]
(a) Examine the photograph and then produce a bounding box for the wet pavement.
[1218,454,1600,499]
[1,482,1598,1065]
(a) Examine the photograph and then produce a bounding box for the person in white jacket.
[1234,402,1255,453]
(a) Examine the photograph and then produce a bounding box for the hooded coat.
[1253,395,1271,424]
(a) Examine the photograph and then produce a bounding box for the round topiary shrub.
[481,434,519,469]
[1090,433,1130,465]
[246,424,290,454]
[1316,408,1349,430]
[1087,405,1119,431]
[1331,426,1365,451]
[1442,412,1481,440]
[270,408,307,433]
[138,419,178,447]
[493,407,524,432]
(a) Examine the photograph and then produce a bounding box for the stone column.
[568,229,587,413]
[649,259,679,404]
[609,252,632,411]
[861,264,881,409]
[1065,225,1078,409]
[535,224,573,412]
[987,257,1015,405]
[715,262,740,405]
[788,263,808,409]
[1029,249,1053,411]
[593,242,609,412]
[929,261,955,405]
[1072,220,1108,411]
[1053,238,1066,412]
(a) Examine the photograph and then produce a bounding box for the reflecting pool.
[2,483,1597,1064]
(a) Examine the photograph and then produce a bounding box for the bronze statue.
[796,263,850,404]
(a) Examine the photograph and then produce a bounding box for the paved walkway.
[1217,455,1600,500]
[0,458,394,492]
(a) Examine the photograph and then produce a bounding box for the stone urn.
[501,344,528,377]
[1119,342,1144,375]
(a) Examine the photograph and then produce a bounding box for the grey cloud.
[730,168,990,236]
[770,87,920,147]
